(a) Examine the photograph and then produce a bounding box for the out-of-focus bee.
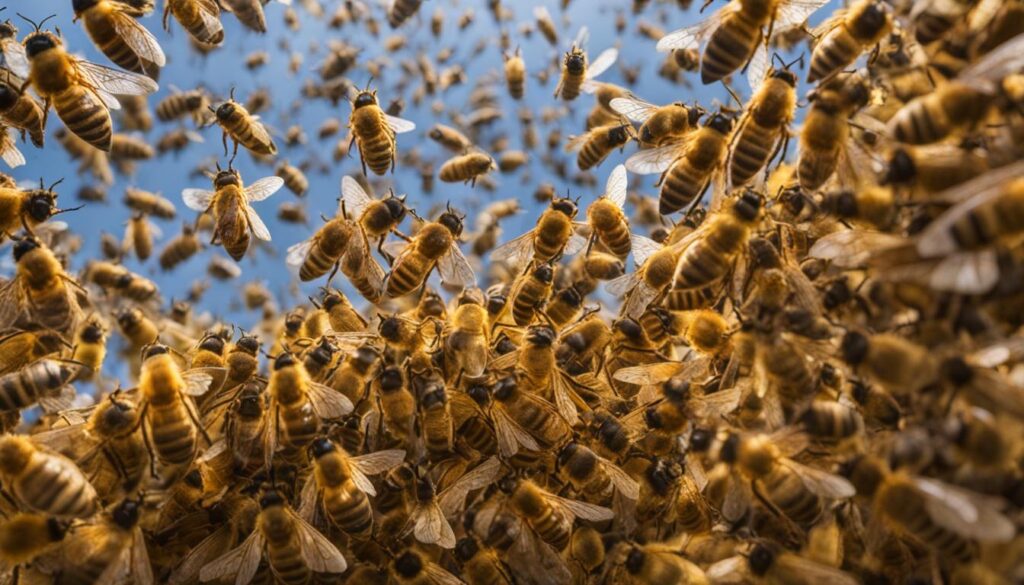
[116,307,159,350]
[611,94,700,148]
[554,28,618,101]
[0,512,67,571]
[565,123,634,171]
[164,0,225,46]
[533,6,558,45]
[182,165,282,261]
[490,197,587,274]
[797,78,871,193]
[0,75,45,147]
[0,237,83,335]
[348,85,416,175]
[888,33,1024,144]
[385,206,475,298]
[387,0,424,28]
[274,161,308,198]
[808,0,890,82]
[404,457,502,549]
[627,112,734,215]
[439,149,496,186]
[122,212,157,262]
[286,195,358,282]
[23,19,158,151]
[73,0,166,78]
[911,0,977,44]
[124,186,176,218]
[0,328,67,376]
[656,0,830,84]
[728,59,798,189]
[585,165,637,260]
[211,89,277,158]
[390,548,464,585]
[0,357,82,414]
[604,540,709,584]
[707,541,858,584]
[52,497,153,583]
[506,477,614,551]
[156,127,204,155]
[158,224,201,270]
[456,535,515,585]
[0,434,99,518]
[156,87,211,125]
[429,123,472,153]
[110,133,155,163]
[201,488,347,583]
[504,48,525,100]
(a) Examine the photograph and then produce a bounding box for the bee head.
[565,49,586,75]
[310,437,336,458]
[467,384,491,407]
[394,551,423,578]
[236,334,260,354]
[734,190,762,222]
[438,208,465,237]
[98,397,137,434]
[526,324,556,347]
[26,190,57,222]
[112,499,141,530]
[199,333,226,354]
[81,321,104,343]
[273,352,297,370]
[142,344,168,360]
[214,100,237,121]
[941,356,973,387]
[883,149,915,185]
[23,27,59,58]
[613,317,644,340]
[706,113,734,134]
[454,537,480,563]
[771,68,798,87]
[353,90,377,109]
[379,365,404,392]
[840,330,869,365]
[421,385,447,408]
[237,386,263,417]
[213,168,241,189]
[72,0,99,13]
[533,263,554,283]
[855,2,888,36]
[259,489,285,509]
[552,196,578,218]
[492,376,518,400]
[609,124,631,145]
[384,194,408,221]
[0,20,16,38]
[624,546,646,575]
[747,543,776,576]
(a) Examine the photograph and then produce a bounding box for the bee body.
[159,225,200,270]
[0,436,99,518]
[29,37,112,150]
[0,359,79,411]
[387,216,462,298]
[439,152,494,184]
[701,10,762,84]
[216,99,277,156]
[809,0,890,82]
[350,93,395,175]
[299,219,354,281]
[77,0,161,76]
[510,264,554,326]
[0,83,45,147]
[504,51,525,99]
[659,116,732,215]
[166,0,225,45]
[557,48,587,101]
[730,72,796,188]
[388,0,423,28]
[674,192,760,290]
[141,351,200,466]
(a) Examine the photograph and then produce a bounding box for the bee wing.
[289,507,348,573]
[625,142,684,175]
[552,374,580,426]
[198,527,264,585]
[961,367,1024,420]
[245,205,273,241]
[746,42,769,94]
[244,176,284,203]
[544,493,614,522]
[286,238,315,268]
[493,406,540,457]
[770,552,860,585]
[508,520,574,585]
[690,385,742,419]
[614,358,709,385]
[630,234,661,267]
[604,164,628,209]
[917,160,1024,257]
[437,244,476,287]
[914,477,1015,542]
[419,563,465,585]
[924,250,998,294]
[774,0,832,33]
[297,473,320,522]
[182,367,228,396]
[438,456,502,516]
[564,131,592,153]
[582,47,618,86]
[109,8,167,67]
[130,529,155,585]
[348,227,386,296]
[0,131,24,169]
[412,502,457,548]
[604,271,640,298]
[971,338,1024,368]
[808,229,906,267]
[0,41,29,78]
[602,456,640,500]
[959,31,1024,85]
[609,96,658,123]
[657,5,730,51]
[75,59,159,99]
[705,555,749,583]
[721,468,752,522]
[340,176,373,220]
[350,449,406,495]
[490,229,536,270]
[307,380,355,419]
[168,524,233,585]
[782,459,856,499]
[194,0,226,44]
[385,114,416,134]
[182,188,216,212]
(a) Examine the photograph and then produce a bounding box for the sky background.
[7,0,833,333]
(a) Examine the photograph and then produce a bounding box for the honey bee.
[23,18,158,151]
[504,48,525,100]
[888,33,1024,144]
[200,488,347,584]
[0,179,75,241]
[0,73,45,147]
[156,87,212,125]
[0,17,29,79]
[404,457,502,548]
[0,434,99,518]
[0,237,83,335]
[911,0,977,45]
[728,58,798,190]
[387,0,423,28]
[533,6,559,45]
[556,440,640,502]
[554,28,618,101]
[428,123,472,152]
[488,375,572,457]
[286,197,358,283]
[158,223,201,270]
[0,328,67,376]
[606,541,709,585]
[507,478,614,551]
[0,512,67,570]
[444,292,490,379]
[52,497,154,584]
[348,85,416,175]
[386,206,475,298]
[585,165,638,260]
[808,0,890,83]
[182,165,282,261]
[390,548,464,585]
[211,89,277,158]
[504,263,554,327]
[626,112,734,216]
[656,0,829,85]
[122,212,157,262]
[610,94,700,148]
[456,536,515,585]
[73,0,167,78]
[565,123,634,171]
[439,149,497,186]
[124,186,176,218]
[163,0,224,46]
[490,197,588,274]
[706,541,859,584]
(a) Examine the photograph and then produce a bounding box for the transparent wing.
[545,493,614,521]
[420,564,465,585]
[307,381,355,419]
[783,459,856,499]
[960,31,1024,84]
[746,42,769,94]
[182,367,227,395]
[297,474,319,522]
[625,142,684,175]
[291,508,348,573]
[604,271,640,298]
[438,457,502,516]
[286,239,315,267]
[604,164,628,208]
[437,245,476,287]
[197,528,263,585]
[915,477,1015,542]
[130,529,155,585]
[0,135,24,169]
[341,176,373,220]
[493,407,539,457]
[603,457,640,500]
[807,229,906,267]
[564,228,589,256]
[385,114,416,134]
[609,96,658,123]
[584,47,618,82]
[630,234,661,266]
[168,525,232,585]
[182,188,216,212]
[244,176,284,202]
[774,0,832,32]
[574,26,590,49]
[552,375,579,426]
[621,280,660,319]
[705,555,748,583]
[656,5,730,51]
[689,385,742,419]
[927,250,999,295]
[245,206,272,241]
[614,358,710,385]
[0,41,28,78]
[76,58,159,97]
[564,132,591,153]
[350,449,406,495]
[412,503,457,548]
[195,0,225,44]
[110,9,167,66]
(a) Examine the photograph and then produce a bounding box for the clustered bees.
[0,0,1023,584]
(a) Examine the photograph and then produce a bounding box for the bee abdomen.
[809,29,859,82]
[531,510,571,550]
[89,19,145,74]
[601,225,632,258]
[675,244,728,289]
[798,148,839,192]
[300,240,344,281]
[150,418,197,465]
[268,544,312,585]
[891,100,947,144]
[578,138,609,170]
[386,259,427,297]
[730,122,775,187]
[388,0,421,28]
[663,286,715,311]
[559,72,584,101]
[19,459,96,517]
[761,468,822,527]
[54,88,112,151]
[459,418,498,454]
[172,1,224,45]
[325,488,374,537]
[701,19,759,84]
[660,161,705,215]
[357,133,395,175]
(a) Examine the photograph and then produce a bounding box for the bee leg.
[162,3,171,31]
[231,140,239,165]
[699,0,714,12]
[100,445,129,486]
[40,99,51,133]
[141,420,159,478]
[221,131,229,157]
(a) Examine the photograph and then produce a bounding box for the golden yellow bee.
[348,85,416,175]
[611,94,700,148]
[72,0,166,77]
[0,237,83,335]
[554,28,618,101]
[163,0,224,46]
[727,59,798,189]
[211,89,277,158]
[439,149,497,186]
[0,73,45,148]
[182,165,282,261]
[707,541,859,584]
[0,435,99,518]
[808,0,890,82]
[385,206,475,298]
[22,19,158,151]
[565,123,634,171]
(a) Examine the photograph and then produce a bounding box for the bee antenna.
[47,177,64,192]
[53,204,85,216]
[16,13,39,31]
[364,76,374,92]
[771,52,785,70]
[229,87,236,101]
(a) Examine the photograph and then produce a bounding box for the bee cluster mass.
[1,0,1024,583]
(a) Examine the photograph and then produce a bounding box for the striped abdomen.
[559,69,584,101]
[386,251,430,297]
[878,480,974,561]
[577,137,613,170]
[15,451,98,518]
[300,222,351,281]
[512,282,549,326]
[527,505,572,550]
[761,338,816,408]
[323,483,374,537]
[662,286,715,311]
[53,86,112,151]
[660,157,710,215]
[422,405,453,457]
[533,216,572,263]
[809,27,860,82]
[458,416,498,455]
[597,225,631,259]
[674,224,745,290]
[730,120,778,187]
[913,10,958,44]
[84,12,147,74]
[148,402,198,465]
[948,189,1024,250]
[280,401,320,451]
[0,360,72,411]
[388,0,422,27]
[60,542,123,585]
[169,0,225,45]
[266,530,313,585]
[0,95,45,147]
[759,466,822,527]
[352,109,395,175]
[110,436,148,490]
[223,115,275,155]
[701,14,761,84]
[890,98,950,145]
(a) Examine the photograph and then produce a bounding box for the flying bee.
[706,541,859,585]
[274,160,308,198]
[72,0,167,78]
[0,328,67,376]
[428,123,473,152]
[888,33,1024,144]
[728,58,798,190]
[163,0,224,46]
[439,149,497,186]
[554,27,618,101]
[627,112,734,216]
[182,165,282,261]
[611,94,701,148]
[0,123,23,168]
[797,76,871,193]
[656,0,830,85]
[348,85,416,175]
[286,195,359,282]
[155,86,212,124]
[297,438,405,538]
[387,0,423,28]
[200,488,347,585]
[385,206,475,298]
[211,89,277,158]
[122,212,158,262]
[808,0,890,82]
[533,6,558,45]
[0,237,83,335]
[0,179,76,242]
[490,197,588,274]
[403,457,502,549]
[158,223,201,270]
[0,435,99,518]
[0,357,82,414]
[124,186,176,218]
[565,123,634,171]
[0,74,45,147]
[504,47,525,99]
[22,18,158,151]
[586,164,642,260]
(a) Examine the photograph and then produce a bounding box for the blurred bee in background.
[163,0,225,46]
[554,27,619,101]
